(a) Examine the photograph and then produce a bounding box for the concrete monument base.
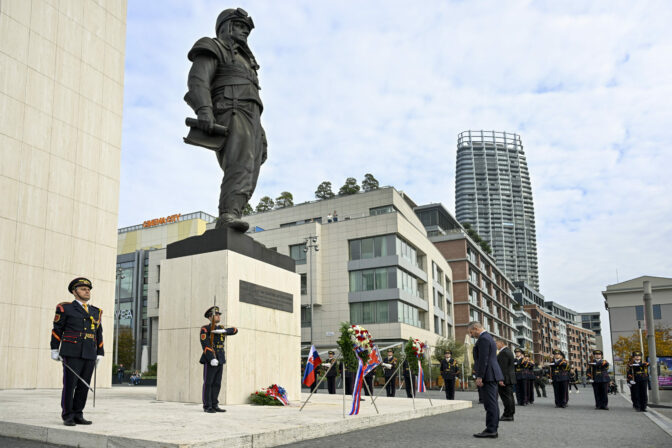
[0,387,472,448]
[157,228,300,405]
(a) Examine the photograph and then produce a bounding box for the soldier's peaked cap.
[204,306,222,319]
[514,348,523,353]
[553,349,565,357]
[632,351,642,356]
[328,350,335,355]
[444,350,452,354]
[593,349,603,355]
[216,8,254,34]
[68,277,92,293]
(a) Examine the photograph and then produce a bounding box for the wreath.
[337,322,374,371]
[404,337,429,375]
[249,384,289,406]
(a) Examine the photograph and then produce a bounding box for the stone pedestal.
[157,228,300,404]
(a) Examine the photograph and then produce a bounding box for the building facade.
[415,204,517,346]
[455,130,540,290]
[579,311,603,351]
[115,212,216,369]
[566,323,596,373]
[523,304,560,364]
[1,0,127,388]
[513,281,545,307]
[513,309,534,351]
[243,188,455,350]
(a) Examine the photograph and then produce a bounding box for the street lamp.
[303,236,319,346]
[115,267,125,365]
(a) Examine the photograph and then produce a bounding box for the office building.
[455,130,540,289]
[579,311,603,351]
[1,0,127,388]
[415,204,517,346]
[566,323,596,372]
[513,281,544,307]
[544,301,579,325]
[513,309,534,351]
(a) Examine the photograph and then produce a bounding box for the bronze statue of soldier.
[184,7,267,232]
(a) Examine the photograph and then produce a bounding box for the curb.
[619,392,672,438]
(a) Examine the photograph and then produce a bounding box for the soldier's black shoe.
[204,408,216,413]
[473,431,498,438]
[500,416,514,421]
[214,407,227,412]
[74,417,92,425]
[63,419,76,426]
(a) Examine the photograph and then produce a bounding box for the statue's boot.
[216,213,249,232]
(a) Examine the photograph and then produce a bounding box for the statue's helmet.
[216,7,255,35]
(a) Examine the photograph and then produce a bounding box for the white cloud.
[119,0,672,358]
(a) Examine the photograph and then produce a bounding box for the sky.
[118,0,672,360]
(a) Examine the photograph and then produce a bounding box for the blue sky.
[119,0,672,357]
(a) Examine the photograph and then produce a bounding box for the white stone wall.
[0,0,126,388]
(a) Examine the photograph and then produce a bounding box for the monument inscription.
[239,280,293,313]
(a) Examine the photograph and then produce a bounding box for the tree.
[256,196,274,212]
[461,222,493,255]
[242,203,253,216]
[117,328,135,369]
[275,191,294,208]
[338,177,360,196]
[361,173,380,192]
[315,181,335,200]
[613,325,672,369]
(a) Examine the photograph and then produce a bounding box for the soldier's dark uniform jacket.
[51,301,104,360]
[549,359,570,381]
[383,356,398,377]
[440,358,460,379]
[513,356,526,380]
[587,359,610,383]
[627,361,650,382]
[199,324,238,364]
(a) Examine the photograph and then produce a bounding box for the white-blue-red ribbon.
[417,360,426,393]
[349,355,364,415]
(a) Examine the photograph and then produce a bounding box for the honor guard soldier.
[200,306,238,413]
[524,352,536,404]
[323,351,339,394]
[627,351,650,412]
[513,348,527,405]
[548,350,570,408]
[382,349,398,397]
[440,350,460,400]
[50,278,103,426]
[402,359,415,398]
[587,349,610,410]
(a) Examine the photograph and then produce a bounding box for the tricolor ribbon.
[349,355,364,415]
[417,360,426,393]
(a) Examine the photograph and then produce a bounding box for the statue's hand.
[197,107,215,133]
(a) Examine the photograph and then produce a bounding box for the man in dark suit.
[469,321,504,438]
[496,339,515,421]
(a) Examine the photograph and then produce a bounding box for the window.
[654,304,662,320]
[157,265,160,282]
[300,274,307,295]
[349,235,395,260]
[370,205,395,216]
[156,290,160,308]
[635,306,644,321]
[397,269,423,299]
[289,244,307,265]
[397,302,424,329]
[349,267,396,292]
[396,237,420,268]
[301,306,311,328]
[350,301,393,325]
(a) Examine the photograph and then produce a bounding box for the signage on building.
[143,214,181,228]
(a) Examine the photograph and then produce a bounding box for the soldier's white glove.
[588,379,594,384]
[96,355,103,366]
[382,363,392,369]
[211,329,227,334]
[629,380,636,385]
[210,359,219,367]
[323,363,332,368]
[548,379,553,383]
[51,349,61,361]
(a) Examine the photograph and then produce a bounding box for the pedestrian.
[50,277,104,426]
[547,350,570,408]
[332,210,338,222]
[469,321,504,439]
[586,349,610,410]
[440,350,460,400]
[324,351,339,394]
[513,348,527,405]
[382,349,398,397]
[495,339,515,422]
[200,306,238,413]
[524,352,535,404]
[569,368,580,393]
[327,213,333,223]
[116,364,125,384]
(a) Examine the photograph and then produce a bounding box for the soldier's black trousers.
[592,382,609,409]
[363,375,374,396]
[327,376,336,394]
[61,357,95,421]
[515,379,527,405]
[385,376,396,397]
[552,380,569,407]
[202,363,223,410]
[632,380,648,410]
[527,379,535,403]
[404,374,415,398]
[443,376,455,400]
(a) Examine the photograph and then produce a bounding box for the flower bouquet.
[249,384,289,406]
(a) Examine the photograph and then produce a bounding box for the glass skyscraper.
[455,130,540,290]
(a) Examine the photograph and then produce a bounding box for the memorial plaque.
[239,280,293,313]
